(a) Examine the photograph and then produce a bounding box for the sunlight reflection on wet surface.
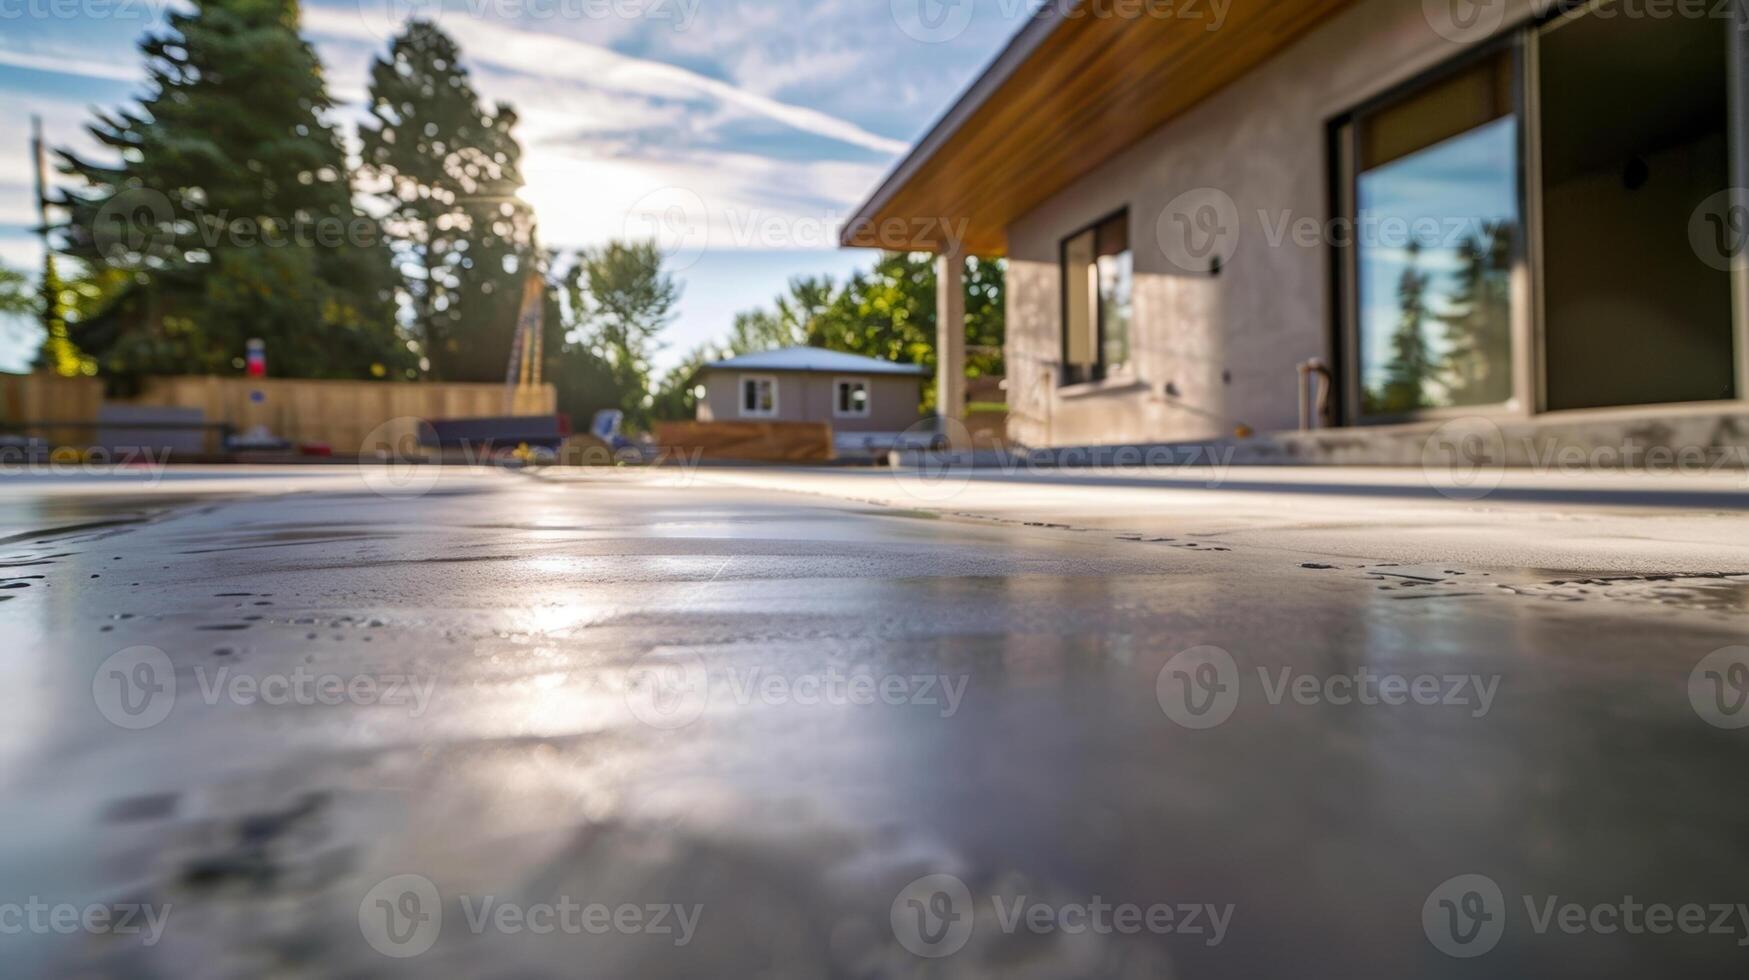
[2,470,1746,978]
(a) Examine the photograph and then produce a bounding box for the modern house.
[844,0,1746,454]
[695,347,930,455]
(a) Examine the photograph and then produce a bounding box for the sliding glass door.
[1333,2,1738,423]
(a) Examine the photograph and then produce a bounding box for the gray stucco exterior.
[993,0,1745,448]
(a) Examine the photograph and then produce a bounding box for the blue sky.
[0,0,1037,373]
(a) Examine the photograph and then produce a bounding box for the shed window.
[834,378,870,417]
[740,375,777,417]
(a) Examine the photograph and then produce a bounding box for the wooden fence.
[655,420,834,463]
[0,373,556,455]
[0,373,104,447]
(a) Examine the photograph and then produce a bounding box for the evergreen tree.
[1376,242,1434,414]
[1437,221,1513,406]
[54,0,407,384]
[359,19,538,382]
[0,265,35,318]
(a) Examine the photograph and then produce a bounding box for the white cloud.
[0,48,139,82]
[304,7,907,155]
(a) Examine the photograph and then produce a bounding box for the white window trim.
[739,374,779,418]
[833,376,871,418]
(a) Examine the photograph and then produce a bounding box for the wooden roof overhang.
[841,0,1357,256]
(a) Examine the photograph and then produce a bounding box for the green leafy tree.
[559,241,680,430]
[34,256,95,376]
[649,342,722,422]
[810,252,934,367]
[727,309,790,354]
[963,255,1006,383]
[359,19,537,381]
[717,252,1006,414]
[54,0,408,385]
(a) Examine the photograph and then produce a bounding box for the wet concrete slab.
[1,466,1746,978]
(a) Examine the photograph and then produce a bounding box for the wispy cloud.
[0,48,140,82]
[304,9,907,155]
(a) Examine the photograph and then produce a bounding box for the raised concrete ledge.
[892,407,1749,472]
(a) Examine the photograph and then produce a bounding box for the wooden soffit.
[842,0,1356,256]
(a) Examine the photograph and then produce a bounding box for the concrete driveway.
[2,464,1745,978]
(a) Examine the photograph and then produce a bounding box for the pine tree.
[55,0,408,383]
[1377,241,1434,414]
[359,19,538,382]
[1437,221,1513,406]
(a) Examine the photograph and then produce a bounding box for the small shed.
[697,347,928,435]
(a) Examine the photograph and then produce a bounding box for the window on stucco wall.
[1061,210,1132,386]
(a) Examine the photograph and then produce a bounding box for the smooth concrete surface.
[1,464,1746,978]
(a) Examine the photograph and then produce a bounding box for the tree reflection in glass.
[1356,57,1518,417]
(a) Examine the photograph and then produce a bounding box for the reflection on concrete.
[0,467,1743,978]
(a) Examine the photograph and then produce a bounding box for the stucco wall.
[699,370,924,432]
[1004,0,1548,448]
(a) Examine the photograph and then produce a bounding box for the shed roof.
[703,347,930,376]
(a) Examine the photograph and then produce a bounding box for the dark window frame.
[1326,31,1531,425]
[1059,207,1132,387]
